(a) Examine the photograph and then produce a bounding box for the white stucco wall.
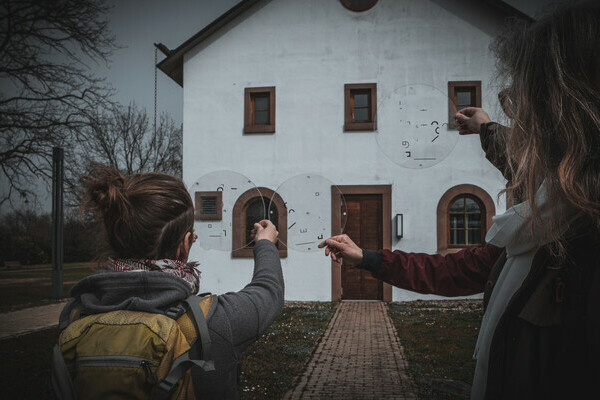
[182,0,509,301]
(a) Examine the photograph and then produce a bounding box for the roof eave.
[156,0,263,87]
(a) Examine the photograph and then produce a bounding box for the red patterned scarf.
[106,258,200,293]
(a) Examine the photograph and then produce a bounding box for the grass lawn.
[387,299,483,400]
[0,262,96,312]
[238,302,338,399]
[0,301,338,400]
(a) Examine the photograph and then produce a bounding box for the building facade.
[158,0,526,301]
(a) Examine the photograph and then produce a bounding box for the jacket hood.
[69,270,192,315]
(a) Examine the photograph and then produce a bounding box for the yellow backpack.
[50,295,215,400]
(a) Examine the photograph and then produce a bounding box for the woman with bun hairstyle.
[57,166,284,399]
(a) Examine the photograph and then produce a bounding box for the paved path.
[285,301,418,400]
[0,301,67,340]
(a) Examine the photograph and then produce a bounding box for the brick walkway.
[0,301,67,340]
[284,301,418,400]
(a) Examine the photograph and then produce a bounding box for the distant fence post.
[52,147,64,300]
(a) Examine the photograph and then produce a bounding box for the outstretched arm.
[320,234,503,297]
[218,221,285,353]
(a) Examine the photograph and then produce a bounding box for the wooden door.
[341,194,383,300]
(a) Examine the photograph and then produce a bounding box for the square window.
[244,87,275,134]
[344,83,377,131]
[448,81,481,128]
[195,191,222,221]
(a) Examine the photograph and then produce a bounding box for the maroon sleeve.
[372,243,504,297]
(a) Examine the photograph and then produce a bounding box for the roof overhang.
[156,0,263,87]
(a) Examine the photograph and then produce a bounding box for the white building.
[157,0,528,302]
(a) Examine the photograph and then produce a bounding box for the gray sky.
[102,0,239,124]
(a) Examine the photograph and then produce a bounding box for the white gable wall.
[182,0,509,301]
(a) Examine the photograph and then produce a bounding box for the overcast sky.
[102,0,239,124]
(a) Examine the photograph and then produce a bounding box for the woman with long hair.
[56,166,284,399]
[320,3,600,399]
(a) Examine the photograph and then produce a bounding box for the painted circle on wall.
[270,174,347,252]
[189,170,264,252]
[377,83,459,169]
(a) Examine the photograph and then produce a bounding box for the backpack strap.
[184,295,213,360]
[50,344,77,400]
[151,295,216,400]
[152,353,214,400]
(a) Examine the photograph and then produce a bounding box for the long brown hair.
[81,166,194,260]
[490,2,600,250]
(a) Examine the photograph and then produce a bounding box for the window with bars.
[448,81,481,127]
[448,195,484,246]
[344,83,377,131]
[244,87,275,133]
[195,192,222,221]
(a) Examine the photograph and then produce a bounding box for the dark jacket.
[59,239,284,399]
[358,123,600,399]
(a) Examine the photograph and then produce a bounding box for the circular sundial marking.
[376,83,459,169]
[190,170,264,252]
[270,174,347,252]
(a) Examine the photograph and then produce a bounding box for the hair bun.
[82,166,130,219]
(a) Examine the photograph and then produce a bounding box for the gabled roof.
[156,0,532,87]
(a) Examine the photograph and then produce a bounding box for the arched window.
[437,184,496,255]
[232,187,287,258]
[448,195,484,246]
[244,197,278,245]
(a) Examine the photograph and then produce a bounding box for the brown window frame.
[244,86,276,134]
[436,184,496,255]
[344,83,377,131]
[448,81,481,128]
[340,0,378,12]
[232,187,287,258]
[195,191,222,221]
[447,195,485,248]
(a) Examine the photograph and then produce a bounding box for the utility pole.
[52,147,64,299]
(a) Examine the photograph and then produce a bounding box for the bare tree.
[67,102,182,202]
[0,0,117,208]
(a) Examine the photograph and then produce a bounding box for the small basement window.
[195,191,222,221]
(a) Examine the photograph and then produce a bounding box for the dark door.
[341,194,383,300]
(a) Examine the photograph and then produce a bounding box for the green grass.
[0,301,338,399]
[387,300,483,400]
[238,302,338,399]
[0,263,96,312]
